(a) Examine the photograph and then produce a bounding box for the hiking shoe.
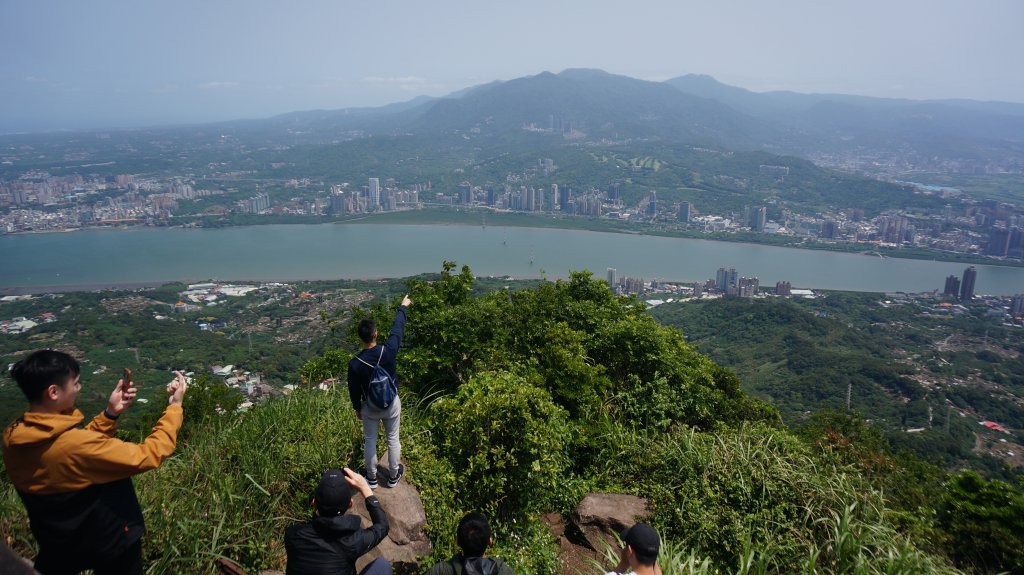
[366,475,378,490]
[385,464,405,488]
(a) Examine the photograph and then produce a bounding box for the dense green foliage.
[429,370,572,520]
[938,471,1024,573]
[650,295,1024,480]
[5,265,1024,573]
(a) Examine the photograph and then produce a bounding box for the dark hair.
[457,512,491,558]
[11,350,80,403]
[357,318,377,344]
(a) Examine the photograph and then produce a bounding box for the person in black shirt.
[347,296,411,489]
[285,468,391,575]
[423,513,514,575]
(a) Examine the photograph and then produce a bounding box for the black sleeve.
[347,359,362,412]
[354,495,389,555]
[383,306,407,356]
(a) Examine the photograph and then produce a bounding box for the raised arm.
[382,296,411,354]
[343,467,389,554]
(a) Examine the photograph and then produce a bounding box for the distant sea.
[2,223,1024,295]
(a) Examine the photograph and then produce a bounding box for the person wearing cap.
[605,523,661,575]
[285,467,392,575]
[423,512,514,575]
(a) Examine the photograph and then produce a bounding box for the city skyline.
[2,0,1023,133]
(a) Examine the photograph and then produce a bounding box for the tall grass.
[590,421,959,573]
[138,386,362,573]
[593,506,960,575]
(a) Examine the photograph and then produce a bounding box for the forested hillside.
[650,294,1024,482]
[3,266,1023,573]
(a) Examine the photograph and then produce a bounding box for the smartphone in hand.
[123,368,134,390]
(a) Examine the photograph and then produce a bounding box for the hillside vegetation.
[3,264,1023,573]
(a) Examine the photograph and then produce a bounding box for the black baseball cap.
[314,469,352,516]
[620,523,660,559]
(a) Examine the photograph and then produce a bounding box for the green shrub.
[429,370,572,520]
[938,471,1024,574]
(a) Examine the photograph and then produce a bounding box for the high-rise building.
[715,267,737,292]
[960,266,977,301]
[737,277,760,297]
[550,184,559,209]
[775,281,792,296]
[943,275,961,298]
[458,182,472,205]
[749,206,767,232]
[987,228,1011,256]
[330,193,346,215]
[647,190,657,216]
[821,220,837,239]
[1009,228,1024,259]
[607,183,620,200]
[606,268,617,290]
[1011,295,1024,317]
[368,178,380,207]
[678,202,691,223]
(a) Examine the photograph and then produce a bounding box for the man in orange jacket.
[3,350,188,575]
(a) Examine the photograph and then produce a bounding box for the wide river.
[2,223,1024,295]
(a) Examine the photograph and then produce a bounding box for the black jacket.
[285,495,389,575]
[17,478,144,564]
[347,306,407,412]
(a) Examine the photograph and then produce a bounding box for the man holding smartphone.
[3,350,188,575]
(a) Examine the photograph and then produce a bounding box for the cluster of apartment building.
[0,174,226,232]
[0,311,56,335]
[327,178,427,214]
[7,159,1024,272]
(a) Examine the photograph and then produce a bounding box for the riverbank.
[350,208,1024,269]
[9,208,1021,269]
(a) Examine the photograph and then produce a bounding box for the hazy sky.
[3,0,1022,133]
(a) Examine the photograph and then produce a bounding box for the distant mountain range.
[4,69,1021,181]
[209,69,1023,173]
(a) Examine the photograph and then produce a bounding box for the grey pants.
[361,394,401,481]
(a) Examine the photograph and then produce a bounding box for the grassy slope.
[1,388,958,574]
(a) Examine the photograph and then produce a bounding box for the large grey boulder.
[571,493,652,553]
[354,457,432,573]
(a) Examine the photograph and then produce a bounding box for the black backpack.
[356,346,397,409]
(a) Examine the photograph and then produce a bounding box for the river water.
[2,223,1023,295]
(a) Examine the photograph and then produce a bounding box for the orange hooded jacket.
[2,406,182,562]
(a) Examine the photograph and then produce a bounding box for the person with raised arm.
[3,350,188,575]
[285,467,392,575]
[348,295,411,489]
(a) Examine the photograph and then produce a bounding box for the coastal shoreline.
[6,210,1017,269]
